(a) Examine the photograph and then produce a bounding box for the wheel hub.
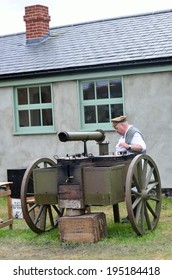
[141,189,148,200]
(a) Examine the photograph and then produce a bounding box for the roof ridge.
[1,8,172,38]
[0,31,24,38]
[51,8,172,30]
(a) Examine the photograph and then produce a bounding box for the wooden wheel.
[21,158,64,234]
[125,154,161,236]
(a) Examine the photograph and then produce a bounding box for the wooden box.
[83,165,125,205]
[58,184,84,209]
[58,212,107,243]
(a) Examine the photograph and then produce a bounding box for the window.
[14,84,55,134]
[80,78,124,130]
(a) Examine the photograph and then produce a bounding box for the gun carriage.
[21,130,161,237]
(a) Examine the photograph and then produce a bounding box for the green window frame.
[13,84,55,134]
[79,77,124,130]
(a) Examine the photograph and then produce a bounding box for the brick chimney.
[23,5,51,43]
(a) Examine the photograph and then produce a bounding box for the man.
[111,115,146,155]
[111,115,146,223]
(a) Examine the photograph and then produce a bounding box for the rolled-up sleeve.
[131,132,146,152]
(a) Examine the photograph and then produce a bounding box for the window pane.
[98,105,109,123]
[30,109,41,126]
[110,79,122,98]
[19,110,29,127]
[41,86,51,103]
[96,81,108,99]
[15,84,54,133]
[42,109,52,125]
[29,87,40,104]
[111,104,123,119]
[83,82,95,100]
[18,88,28,105]
[81,78,123,129]
[84,106,96,123]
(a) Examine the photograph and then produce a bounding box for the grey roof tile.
[1,10,172,77]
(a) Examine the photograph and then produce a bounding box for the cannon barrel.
[58,130,105,143]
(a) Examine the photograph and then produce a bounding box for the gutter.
[1,57,172,81]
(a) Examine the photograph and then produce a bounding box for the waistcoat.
[125,126,146,154]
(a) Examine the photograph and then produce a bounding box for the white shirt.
[115,125,146,154]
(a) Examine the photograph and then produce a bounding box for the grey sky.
[0,0,171,35]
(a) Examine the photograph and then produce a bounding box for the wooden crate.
[58,212,107,243]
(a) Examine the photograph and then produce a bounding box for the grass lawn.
[0,197,172,260]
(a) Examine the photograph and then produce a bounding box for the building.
[0,5,172,189]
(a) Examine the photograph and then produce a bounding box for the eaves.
[1,56,172,81]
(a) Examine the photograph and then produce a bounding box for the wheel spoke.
[34,204,44,226]
[147,181,159,192]
[141,203,145,232]
[146,201,158,218]
[137,160,145,189]
[40,206,47,231]
[149,196,161,202]
[145,166,154,189]
[132,173,142,192]
[28,203,38,213]
[144,203,152,230]
[142,159,148,182]
[47,205,55,227]
[131,188,141,196]
[132,196,142,210]
[135,200,142,224]
[147,182,161,202]
[52,205,63,216]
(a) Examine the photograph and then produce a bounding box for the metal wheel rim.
[125,154,162,236]
[21,157,64,234]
